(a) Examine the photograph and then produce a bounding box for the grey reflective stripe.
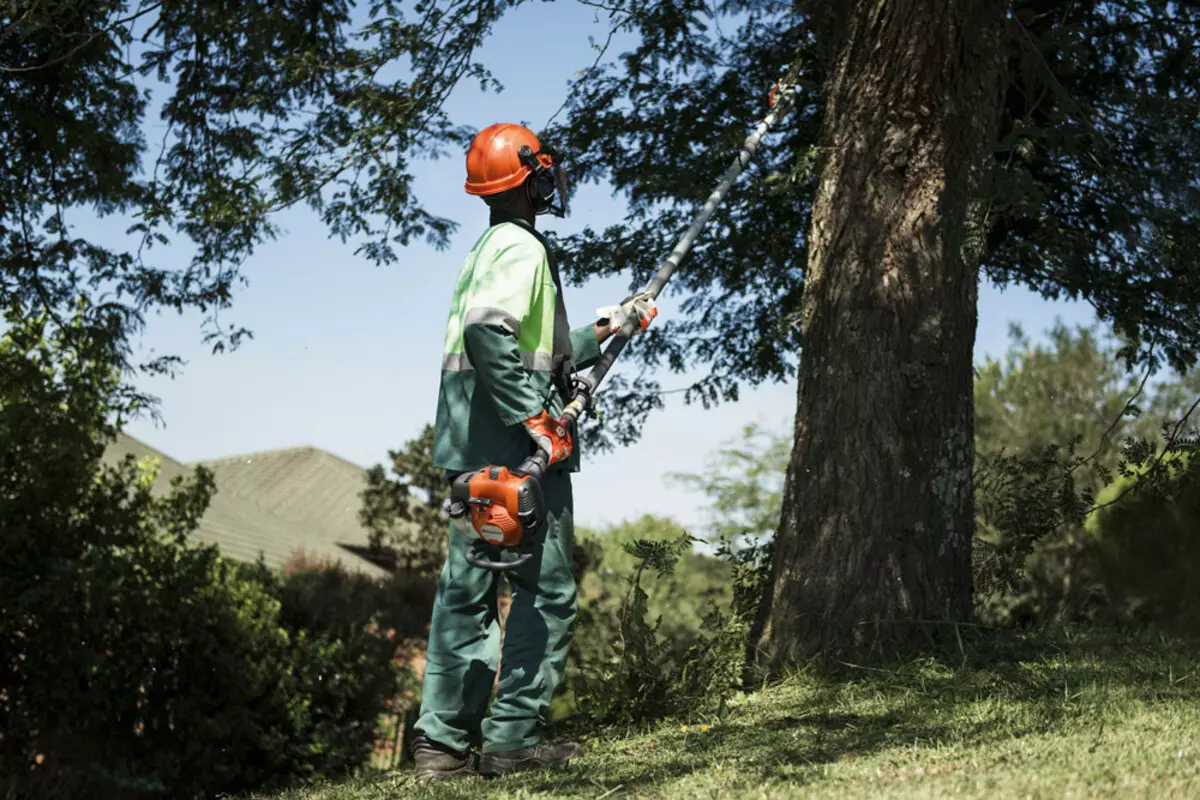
[523,351,556,372]
[442,351,556,372]
[464,306,520,337]
[442,353,473,372]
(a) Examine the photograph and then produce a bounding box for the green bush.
[1084,451,1200,632]
[1,449,300,795]
[0,309,405,798]
[559,517,756,729]
[274,556,437,773]
[574,533,699,725]
[578,517,732,643]
[565,518,730,693]
[970,323,1200,626]
[2,455,409,799]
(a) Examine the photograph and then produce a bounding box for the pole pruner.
[449,62,805,572]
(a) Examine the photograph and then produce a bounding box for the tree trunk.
[756,0,1006,663]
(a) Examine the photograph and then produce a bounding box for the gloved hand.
[596,291,658,336]
[523,410,573,466]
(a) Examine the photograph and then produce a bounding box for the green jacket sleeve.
[570,324,602,371]
[461,239,548,427]
[462,320,544,426]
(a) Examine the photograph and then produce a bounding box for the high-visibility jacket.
[433,219,600,473]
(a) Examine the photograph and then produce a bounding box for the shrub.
[274,556,437,774]
[971,442,1099,625]
[563,519,733,706]
[278,554,435,645]
[1,448,302,798]
[577,517,731,646]
[2,456,414,798]
[574,534,699,725]
[0,309,409,798]
[564,520,755,729]
[1084,451,1200,633]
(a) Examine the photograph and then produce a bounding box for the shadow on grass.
[480,627,1200,798]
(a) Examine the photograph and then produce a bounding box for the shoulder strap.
[504,218,576,401]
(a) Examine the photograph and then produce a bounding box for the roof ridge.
[192,443,367,472]
[109,432,190,469]
[195,444,316,463]
[106,435,387,578]
[311,446,369,472]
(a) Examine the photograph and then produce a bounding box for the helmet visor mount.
[519,145,569,218]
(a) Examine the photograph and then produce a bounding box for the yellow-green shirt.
[433,220,600,473]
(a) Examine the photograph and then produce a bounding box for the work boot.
[479,741,584,778]
[412,735,478,781]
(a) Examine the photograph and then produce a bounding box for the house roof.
[195,445,372,546]
[102,434,389,578]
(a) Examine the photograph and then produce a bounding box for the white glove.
[596,291,658,335]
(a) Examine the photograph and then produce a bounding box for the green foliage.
[0,309,404,798]
[666,422,789,545]
[576,530,699,725]
[574,517,730,656]
[274,558,437,775]
[565,517,765,729]
[358,424,447,576]
[663,423,783,632]
[656,322,1200,632]
[1084,450,1200,633]
[277,557,436,646]
[972,322,1200,623]
[548,1,1200,448]
[973,442,1093,602]
[600,437,774,718]
[671,597,758,721]
[712,535,773,636]
[973,323,1199,491]
[2,0,522,389]
[1,454,299,796]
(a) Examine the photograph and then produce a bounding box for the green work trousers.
[414,469,576,754]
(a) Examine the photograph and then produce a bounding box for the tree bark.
[756,0,1006,663]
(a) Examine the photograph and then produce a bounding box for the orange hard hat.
[464,123,553,196]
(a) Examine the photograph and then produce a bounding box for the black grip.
[517,481,537,516]
[513,452,546,479]
[580,329,632,398]
[465,541,534,572]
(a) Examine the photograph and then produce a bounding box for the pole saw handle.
[465,541,535,572]
[565,62,802,413]
[514,450,547,479]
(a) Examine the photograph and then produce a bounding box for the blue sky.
[104,1,1096,534]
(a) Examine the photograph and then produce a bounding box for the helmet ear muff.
[519,145,567,216]
[527,172,556,206]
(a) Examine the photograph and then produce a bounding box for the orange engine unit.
[455,465,546,547]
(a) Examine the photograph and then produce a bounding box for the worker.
[411,122,657,780]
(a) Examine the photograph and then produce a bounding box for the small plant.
[576,530,757,727]
[578,533,696,725]
[714,535,774,626]
[674,535,773,716]
[973,440,1095,602]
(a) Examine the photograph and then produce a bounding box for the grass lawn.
[254,628,1200,799]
